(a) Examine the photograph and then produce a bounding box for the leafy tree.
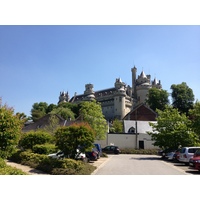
[57,102,80,118]
[50,107,75,121]
[42,114,61,135]
[79,101,107,140]
[0,99,23,158]
[189,101,200,139]
[148,105,199,150]
[19,130,53,151]
[146,87,169,111]
[54,123,95,159]
[111,119,123,133]
[171,82,195,115]
[46,103,57,113]
[31,102,48,122]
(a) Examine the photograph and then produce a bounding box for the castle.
[58,66,162,121]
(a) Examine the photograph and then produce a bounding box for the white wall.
[95,133,157,149]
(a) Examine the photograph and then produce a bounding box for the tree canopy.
[189,101,200,139]
[79,101,108,140]
[148,106,199,150]
[171,82,195,115]
[146,87,169,111]
[54,123,95,159]
[0,99,23,158]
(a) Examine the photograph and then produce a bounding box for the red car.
[189,149,200,171]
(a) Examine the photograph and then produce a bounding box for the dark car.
[86,148,98,162]
[102,145,121,154]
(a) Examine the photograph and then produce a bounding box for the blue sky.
[0,25,200,117]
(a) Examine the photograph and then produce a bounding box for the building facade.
[58,66,162,121]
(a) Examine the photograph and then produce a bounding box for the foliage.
[32,143,57,154]
[0,99,23,158]
[79,101,107,140]
[42,114,61,135]
[120,148,159,155]
[146,87,169,111]
[111,119,123,133]
[171,82,194,115]
[57,102,80,118]
[189,101,200,138]
[0,158,27,175]
[31,102,48,122]
[9,151,96,175]
[50,107,75,120]
[19,130,53,151]
[54,123,95,159]
[148,106,199,150]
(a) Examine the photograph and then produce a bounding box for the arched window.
[128,127,135,133]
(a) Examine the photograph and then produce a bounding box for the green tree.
[171,82,195,115]
[42,114,61,135]
[57,102,80,118]
[46,103,57,113]
[0,99,23,158]
[111,119,123,133]
[148,106,199,150]
[79,101,107,140]
[146,87,169,111]
[54,123,95,159]
[31,102,48,122]
[189,101,200,139]
[50,107,75,121]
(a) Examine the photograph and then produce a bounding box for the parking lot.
[162,159,200,175]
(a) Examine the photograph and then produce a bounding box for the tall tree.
[148,106,199,150]
[189,101,200,139]
[79,101,107,140]
[146,87,169,111]
[171,82,195,115]
[31,102,48,122]
[0,99,23,158]
[50,107,75,121]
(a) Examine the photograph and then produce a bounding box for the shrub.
[19,130,53,150]
[120,148,159,155]
[32,143,57,154]
[0,158,27,175]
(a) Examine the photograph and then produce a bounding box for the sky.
[0,25,200,117]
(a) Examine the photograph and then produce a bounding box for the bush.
[120,148,159,155]
[19,130,53,151]
[0,158,27,175]
[32,143,57,155]
[9,151,96,175]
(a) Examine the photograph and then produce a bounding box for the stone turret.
[58,91,70,104]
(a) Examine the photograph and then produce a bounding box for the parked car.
[172,149,181,162]
[158,148,176,159]
[102,145,121,154]
[94,143,103,158]
[85,148,98,162]
[189,155,200,171]
[178,147,200,165]
[48,150,87,162]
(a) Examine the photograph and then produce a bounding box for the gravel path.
[6,160,49,175]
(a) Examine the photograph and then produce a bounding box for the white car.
[178,147,200,165]
[48,150,87,162]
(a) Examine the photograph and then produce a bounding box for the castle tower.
[83,83,95,101]
[131,66,137,99]
[136,70,151,103]
[58,91,70,104]
[114,78,126,119]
